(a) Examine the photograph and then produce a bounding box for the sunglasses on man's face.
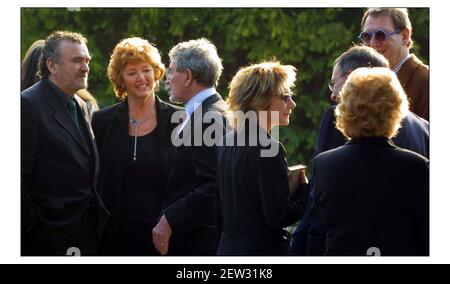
[358,29,401,44]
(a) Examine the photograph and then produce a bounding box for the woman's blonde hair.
[107,37,165,100]
[227,61,297,128]
[76,89,99,111]
[336,67,409,139]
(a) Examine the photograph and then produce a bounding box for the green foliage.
[21,8,429,167]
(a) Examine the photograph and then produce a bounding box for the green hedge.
[21,8,429,166]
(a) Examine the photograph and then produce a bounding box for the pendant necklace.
[129,109,153,161]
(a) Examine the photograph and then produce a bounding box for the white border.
[3,0,448,264]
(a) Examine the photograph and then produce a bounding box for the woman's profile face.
[266,87,296,128]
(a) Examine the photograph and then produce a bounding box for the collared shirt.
[178,87,216,131]
[393,54,412,74]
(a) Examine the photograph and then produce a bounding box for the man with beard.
[21,31,109,255]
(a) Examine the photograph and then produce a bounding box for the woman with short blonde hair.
[335,67,409,139]
[217,61,308,255]
[227,61,297,129]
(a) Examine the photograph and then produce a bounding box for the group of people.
[21,8,429,256]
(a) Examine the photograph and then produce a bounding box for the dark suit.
[290,105,429,255]
[314,137,429,256]
[21,78,109,255]
[162,93,228,255]
[216,125,308,255]
[91,97,180,255]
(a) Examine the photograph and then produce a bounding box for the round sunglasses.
[358,29,401,44]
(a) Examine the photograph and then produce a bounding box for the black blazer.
[216,126,308,255]
[314,137,429,256]
[91,96,181,253]
[21,78,109,252]
[162,93,228,255]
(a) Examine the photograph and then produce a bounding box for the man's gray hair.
[38,31,87,78]
[168,38,223,87]
[335,45,389,74]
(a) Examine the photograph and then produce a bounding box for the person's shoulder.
[257,135,285,161]
[21,79,46,100]
[324,104,336,114]
[393,144,428,159]
[412,53,429,67]
[204,92,228,113]
[316,144,343,158]
[404,111,429,130]
[213,96,228,112]
[389,144,429,171]
[93,101,124,121]
[320,105,337,123]
[392,147,429,179]
[156,96,183,114]
[314,141,351,168]
[410,53,429,74]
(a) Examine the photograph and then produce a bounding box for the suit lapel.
[113,101,131,163]
[46,84,91,157]
[74,95,100,179]
[116,100,130,137]
[397,54,420,90]
[155,98,173,189]
[75,95,95,138]
[156,97,171,156]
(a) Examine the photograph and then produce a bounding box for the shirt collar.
[184,87,216,117]
[393,54,411,74]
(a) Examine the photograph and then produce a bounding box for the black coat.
[21,78,109,255]
[91,96,180,254]
[216,126,308,255]
[314,137,429,256]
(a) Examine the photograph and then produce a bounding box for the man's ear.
[401,28,411,47]
[47,58,57,75]
[184,69,193,87]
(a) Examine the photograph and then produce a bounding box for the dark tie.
[68,98,79,128]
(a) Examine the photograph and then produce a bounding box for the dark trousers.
[22,205,99,256]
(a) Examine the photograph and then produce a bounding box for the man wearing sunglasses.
[360,8,429,121]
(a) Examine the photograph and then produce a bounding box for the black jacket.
[216,125,308,255]
[21,78,109,254]
[314,137,429,256]
[162,93,228,255]
[91,96,180,254]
